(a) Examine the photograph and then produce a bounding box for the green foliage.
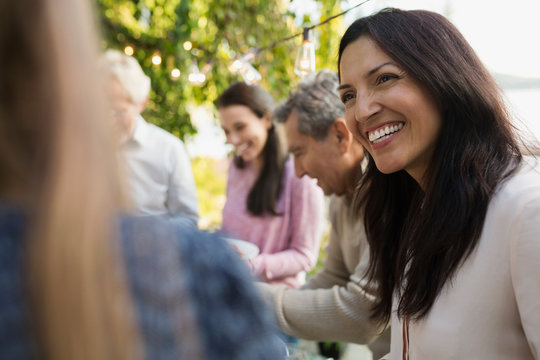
[308,224,329,277]
[96,0,347,138]
[191,156,227,230]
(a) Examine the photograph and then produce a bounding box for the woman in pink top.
[217,82,325,288]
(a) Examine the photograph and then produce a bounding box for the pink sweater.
[221,157,325,288]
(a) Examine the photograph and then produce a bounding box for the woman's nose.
[354,93,381,124]
[226,132,239,145]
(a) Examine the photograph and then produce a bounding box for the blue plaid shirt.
[0,204,283,359]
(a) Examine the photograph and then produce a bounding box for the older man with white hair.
[100,50,199,225]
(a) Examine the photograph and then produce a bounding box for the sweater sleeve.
[255,195,385,344]
[256,261,384,344]
[510,197,540,359]
[248,175,325,283]
[303,197,349,290]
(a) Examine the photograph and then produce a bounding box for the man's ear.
[332,118,352,153]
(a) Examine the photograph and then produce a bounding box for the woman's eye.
[378,74,397,84]
[340,93,355,104]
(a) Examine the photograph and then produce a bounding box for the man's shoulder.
[143,121,183,144]
[328,195,351,215]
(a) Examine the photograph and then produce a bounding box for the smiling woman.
[338,8,540,360]
[216,82,325,289]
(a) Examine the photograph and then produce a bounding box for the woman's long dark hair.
[338,8,523,324]
[216,82,287,216]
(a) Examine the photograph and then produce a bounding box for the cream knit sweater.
[258,195,390,359]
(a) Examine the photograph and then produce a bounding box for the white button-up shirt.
[119,116,199,225]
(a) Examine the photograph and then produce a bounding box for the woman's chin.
[238,153,254,163]
[374,162,403,175]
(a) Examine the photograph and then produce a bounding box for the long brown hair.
[216,82,287,216]
[0,0,140,358]
[338,8,523,324]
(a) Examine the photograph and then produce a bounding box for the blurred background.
[95,0,540,231]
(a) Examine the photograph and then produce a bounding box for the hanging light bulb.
[228,48,257,74]
[294,28,316,77]
[228,59,244,74]
[239,62,261,84]
[188,62,206,86]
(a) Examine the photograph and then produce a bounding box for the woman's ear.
[263,112,273,130]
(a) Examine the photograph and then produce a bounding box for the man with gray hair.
[100,50,199,225]
[257,69,390,359]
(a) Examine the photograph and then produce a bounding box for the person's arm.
[302,197,349,290]
[510,197,540,358]
[166,139,199,226]
[256,194,385,343]
[256,253,384,344]
[248,175,325,282]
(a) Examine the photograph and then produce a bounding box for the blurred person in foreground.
[100,49,199,226]
[258,70,390,360]
[338,8,540,359]
[0,1,284,359]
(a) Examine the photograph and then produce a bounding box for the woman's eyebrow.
[338,61,397,91]
[366,61,395,78]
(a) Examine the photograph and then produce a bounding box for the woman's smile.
[366,122,404,149]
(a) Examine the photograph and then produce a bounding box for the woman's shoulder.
[496,156,540,203]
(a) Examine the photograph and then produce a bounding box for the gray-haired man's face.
[284,111,351,196]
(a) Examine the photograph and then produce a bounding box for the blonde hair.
[100,49,151,105]
[0,0,140,359]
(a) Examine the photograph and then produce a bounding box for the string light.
[124,45,134,56]
[227,0,370,83]
[151,52,162,65]
[170,68,181,80]
[239,62,261,84]
[294,28,316,77]
[183,41,193,51]
[129,0,371,85]
[188,62,206,86]
[228,49,258,74]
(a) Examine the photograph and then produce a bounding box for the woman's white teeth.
[368,123,403,143]
[237,143,248,152]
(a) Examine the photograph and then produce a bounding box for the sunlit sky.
[294,0,540,79]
